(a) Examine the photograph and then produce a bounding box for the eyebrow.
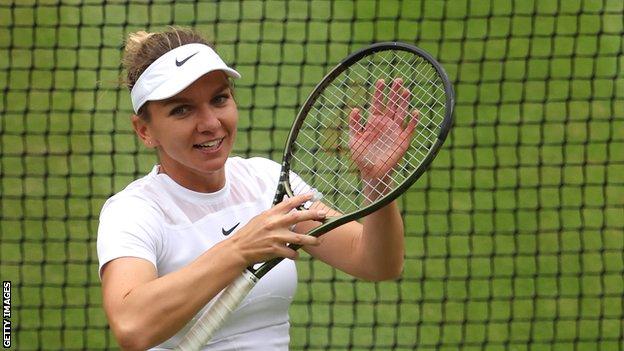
[160,83,231,106]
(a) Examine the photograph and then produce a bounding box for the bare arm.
[299,199,404,281]
[101,241,246,351]
[101,194,325,351]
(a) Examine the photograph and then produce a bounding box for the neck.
[158,161,226,193]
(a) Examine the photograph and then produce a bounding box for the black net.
[1,1,622,350]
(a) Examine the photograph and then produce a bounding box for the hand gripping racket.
[176,42,454,350]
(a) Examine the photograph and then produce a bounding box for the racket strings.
[293,114,426,187]
[315,84,432,158]
[347,54,445,136]
[349,53,443,109]
[290,147,397,209]
[291,49,447,213]
[291,120,409,208]
[293,119,405,205]
[334,56,443,157]
[296,118,420,204]
[296,112,425,173]
[302,91,430,169]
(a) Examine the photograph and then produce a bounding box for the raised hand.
[348,78,419,180]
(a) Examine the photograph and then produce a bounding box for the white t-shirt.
[97,157,298,350]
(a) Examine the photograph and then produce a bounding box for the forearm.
[105,240,247,350]
[304,200,405,282]
[355,175,405,279]
[356,200,405,280]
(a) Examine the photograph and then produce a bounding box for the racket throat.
[272,183,287,205]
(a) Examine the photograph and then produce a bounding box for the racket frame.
[256,42,454,278]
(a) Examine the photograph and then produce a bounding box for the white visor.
[130,43,241,113]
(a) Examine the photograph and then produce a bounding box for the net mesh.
[1,1,623,350]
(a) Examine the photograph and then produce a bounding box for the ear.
[131,115,158,148]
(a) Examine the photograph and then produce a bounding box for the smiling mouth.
[193,138,224,150]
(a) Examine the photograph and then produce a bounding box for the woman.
[98,27,407,351]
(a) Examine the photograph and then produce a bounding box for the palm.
[348,79,419,179]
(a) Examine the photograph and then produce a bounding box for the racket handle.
[175,270,258,351]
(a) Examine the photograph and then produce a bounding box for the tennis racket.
[176,41,454,350]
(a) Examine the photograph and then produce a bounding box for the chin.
[197,155,229,173]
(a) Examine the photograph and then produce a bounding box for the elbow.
[377,263,404,281]
[362,258,404,282]
[386,262,404,280]
[111,319,155,351]
[379,252,404,281]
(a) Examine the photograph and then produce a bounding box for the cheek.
[225,107,239,134]
[153,121,192,148]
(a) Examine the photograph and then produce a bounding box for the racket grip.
[175,270,258,351]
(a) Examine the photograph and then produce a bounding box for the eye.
[213,92,231,106]
[169,105,191,117]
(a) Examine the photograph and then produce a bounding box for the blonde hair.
[122,27,211,116]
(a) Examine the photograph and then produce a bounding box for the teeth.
[197,139,222,148]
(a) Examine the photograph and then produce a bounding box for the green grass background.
[1,0,623,350]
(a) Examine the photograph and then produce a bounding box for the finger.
[348,108,363,138]
[271,244,300,260]
[396,86,411,124]
[272,192,315,213]
[388,78,403,116]
[280,208,327,227]
[400,109,420,141]
[371,79,385,116]
[287,233,321,247]
[271,234,320,259]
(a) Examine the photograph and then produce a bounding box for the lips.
[193,138,224,151]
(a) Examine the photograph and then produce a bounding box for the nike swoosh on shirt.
[221,222,240,236]
[175,52,199,67]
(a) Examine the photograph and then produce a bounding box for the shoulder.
[96,170,167,272]
[99,168,165,224]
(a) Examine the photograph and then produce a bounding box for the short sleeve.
[97,196,163,279]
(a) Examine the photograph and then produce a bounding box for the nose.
[196,105,221,133]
